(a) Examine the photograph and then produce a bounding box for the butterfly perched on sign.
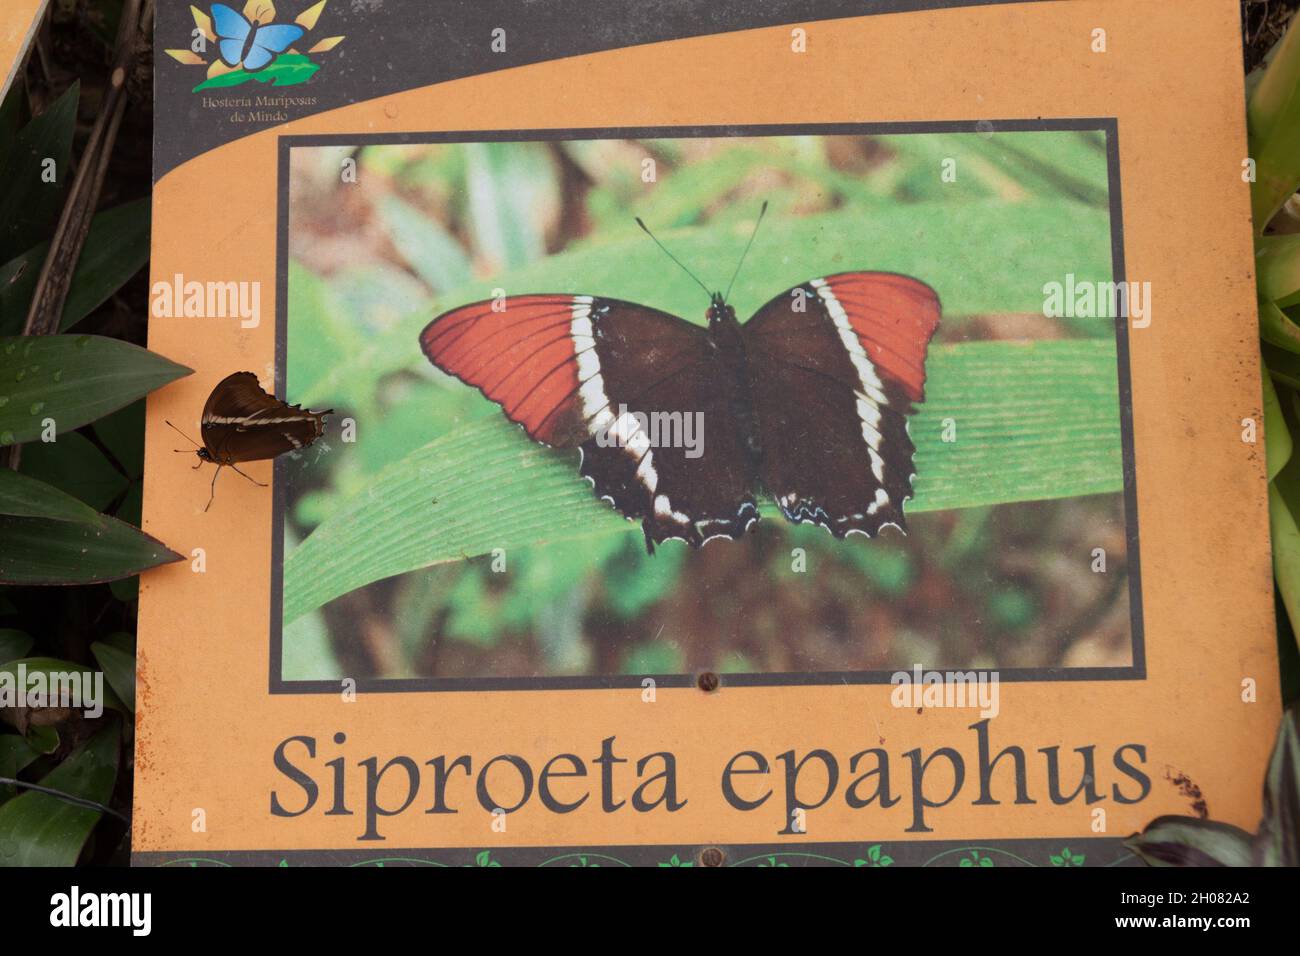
[167,372,332,512]
[420,204,940,552]
[210,3,304,72]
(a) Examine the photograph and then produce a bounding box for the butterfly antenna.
[165,419,202,450]
[723,201,768,304]
[634,216,712,299]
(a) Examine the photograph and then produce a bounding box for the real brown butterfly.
[168,371,333,511]
[420,204,941,552]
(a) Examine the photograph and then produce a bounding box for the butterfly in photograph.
[168,372,332,512]
[420,203,941,553]
[210,3,305,72]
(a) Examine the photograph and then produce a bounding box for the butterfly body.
[703,294,765,466]
[422,272,940,552]
[239,21,264,65]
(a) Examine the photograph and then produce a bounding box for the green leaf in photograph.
[955,131,1109,207]
[0,334,191,447]
[0,83,78,263]
[90,640,135,713]
[282,608,343,682]
[376,195,473,293]
[285,263,370,416]
[284,339,1122,622]
[464,142,558,271]
[331,263,432,335]
[0,199,152,336]
[295,197,1115,434]
[620,639,684,675]
[602,540,686,619]
[841,545,915,597]
[0,721,120,867]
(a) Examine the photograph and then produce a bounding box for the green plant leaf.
[92,401,146,478]
[0,334,191,447]
[18,432,130,512]
[0,459,176,584]
[25,726,57,754]
[0,83,77,262]
[100,632,134,654]
[1248,14,1300,232]
[1263,370,1293,481]
[1254,707,1299,866]
[0,509,183,585]
[90,641,135,714]
[0,732,41,802]
[0,628,33,664]
[0,198,152,336]
[1257,233,1300,309]
[0,657,126,714]
[0,720,120,867]
[1260,297,1300,355]
[0,467,105,524]
[192,54,319,91]
[1271,469,1300,657]
[285,339,1123,622]
[1125,817,1254,867]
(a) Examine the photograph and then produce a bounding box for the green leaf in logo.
[192,54,321,92]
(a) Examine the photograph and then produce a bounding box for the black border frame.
[269,118,1144,694]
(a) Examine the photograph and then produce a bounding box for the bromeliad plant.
[1127,707,1298,866]
[1259,14,1300,698]
[1127,10,1300,865]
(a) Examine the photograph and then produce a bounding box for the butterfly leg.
[229,463,268,488]
[205,465,223,513]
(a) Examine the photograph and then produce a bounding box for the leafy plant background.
[0,0,175,867]
[282,129,1135,681]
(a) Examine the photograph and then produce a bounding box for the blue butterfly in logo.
[211,3,305,72]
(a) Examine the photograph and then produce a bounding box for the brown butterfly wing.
[200,372,330,463]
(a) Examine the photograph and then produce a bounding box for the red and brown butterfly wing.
[200,371,329,464]
[420,295,758,548]
[742,272,940,537]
